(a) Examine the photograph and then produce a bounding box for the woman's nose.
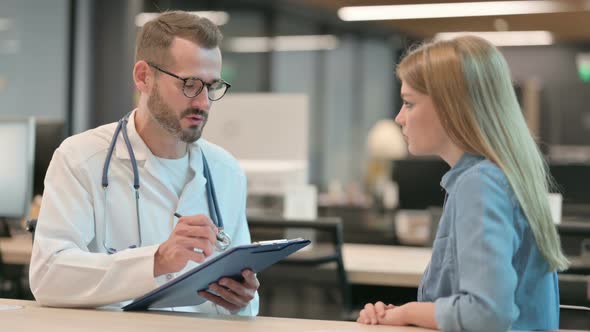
[395,108,405,126]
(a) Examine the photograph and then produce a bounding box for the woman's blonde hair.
[397,35,569,272]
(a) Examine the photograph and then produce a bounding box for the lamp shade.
[367,119,407,159]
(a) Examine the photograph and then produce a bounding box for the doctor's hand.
[357,301,399,325]
[154,214,218,277]
[198,269,259,312]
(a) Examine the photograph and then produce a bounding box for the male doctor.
[29,11,259,315]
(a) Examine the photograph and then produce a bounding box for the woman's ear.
[133,61,151,94]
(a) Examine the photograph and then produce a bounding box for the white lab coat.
[29,110,259,315]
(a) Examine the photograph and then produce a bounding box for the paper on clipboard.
[122,238,310,311]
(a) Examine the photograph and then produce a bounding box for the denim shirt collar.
[440,153,485,192]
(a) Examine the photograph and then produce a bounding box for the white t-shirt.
[154,151,193,197]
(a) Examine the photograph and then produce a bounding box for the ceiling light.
[224,37,272,53]
[338,1,581,21]
[224,35,339,53]
[135,11,229,27]
[273,35,338,52]
[434,31,554,46]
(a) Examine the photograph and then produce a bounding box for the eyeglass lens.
[183,79,228,101]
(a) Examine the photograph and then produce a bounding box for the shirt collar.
[440,153,485,192]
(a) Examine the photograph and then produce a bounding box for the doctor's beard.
[147,82,208,143]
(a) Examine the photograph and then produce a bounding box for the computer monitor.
[392,158,450,210]
[549,163,590,207]
[33,121,67,196]
[203,93,309,195]
[0,118,36,222]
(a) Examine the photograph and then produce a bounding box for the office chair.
[0,242,26,299]
[0,218,38,300]
[0,250,17,298]
[26,219,37,243]
[248,216,353,321]
[0,219,11,238]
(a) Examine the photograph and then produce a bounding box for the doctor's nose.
[191,88,211,110]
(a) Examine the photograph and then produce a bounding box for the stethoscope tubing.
[101,112,229,253]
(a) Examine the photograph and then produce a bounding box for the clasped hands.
[357,301,405,325]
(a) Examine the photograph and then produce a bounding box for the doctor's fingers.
[241,270,260,290]
[217,273,258,298]
[197,290,241,312]
[207,283,249,308]
[174,223,217,243]
[215,278,256,301]
[176,237,215,257]
[177,215,217,231]
[217,271,259,291]
[182,249,207,263]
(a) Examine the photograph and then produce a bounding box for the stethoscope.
[100,112,231,254]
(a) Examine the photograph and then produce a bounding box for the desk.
[343,244,430,287]
[0,234,32,265]
[0,298,431,332]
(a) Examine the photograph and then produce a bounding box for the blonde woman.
[357,36,569,331]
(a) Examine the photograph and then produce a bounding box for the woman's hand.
[358,301,438,329]
[356,301,401,325]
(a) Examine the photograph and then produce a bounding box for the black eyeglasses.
[147,62,231,101]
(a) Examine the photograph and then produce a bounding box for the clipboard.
[122,238,310,311]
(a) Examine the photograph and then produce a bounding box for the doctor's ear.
[133,61,152,94]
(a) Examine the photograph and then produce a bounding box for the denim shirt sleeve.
[434,168,520,332]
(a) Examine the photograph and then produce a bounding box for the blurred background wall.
[0,0,69,122]
[2,0,590,201]
[1,1,589,326]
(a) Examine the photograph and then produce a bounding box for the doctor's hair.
[135,10,223,66]
[396,35,569,272]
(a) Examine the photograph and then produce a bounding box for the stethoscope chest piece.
[216,229,231,251]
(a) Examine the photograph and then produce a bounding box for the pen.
[174,212,223,242]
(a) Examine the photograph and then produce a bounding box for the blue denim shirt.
[417,154,560,331]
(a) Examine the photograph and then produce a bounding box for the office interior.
[0,0,589,329]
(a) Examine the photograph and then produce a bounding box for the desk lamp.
[366,119,407,210]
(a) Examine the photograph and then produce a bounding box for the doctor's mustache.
[180,109,208,120]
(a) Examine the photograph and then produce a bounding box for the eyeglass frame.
[147,62,231,101]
